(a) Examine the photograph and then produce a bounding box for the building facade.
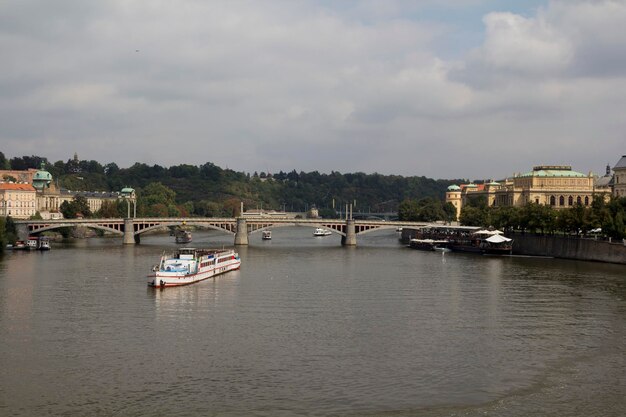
[1,164,126,219]
[446,165,601,220]
[0,183,37,219]
[613,155,626,198]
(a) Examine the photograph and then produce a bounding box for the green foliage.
[399,198,452,222]
[456,196,626,239]
[0,151,9,169]
[30,211,43,220]
[0,152,463,217]
[0,216,6,252]
[138,182,180,217]
[318,207,338,219]
[96,200,126,218]
[60,195,92,219]
[2,216,17,246]
[459,206,488,226]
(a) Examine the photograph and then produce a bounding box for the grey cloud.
[1,0,624,179]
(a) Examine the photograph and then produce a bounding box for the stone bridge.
[15,217,427,246]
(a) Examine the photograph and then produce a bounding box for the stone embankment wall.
[512,234,626,265]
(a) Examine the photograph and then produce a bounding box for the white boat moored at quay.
[148,247,241,288]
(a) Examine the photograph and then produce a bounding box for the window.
[559,196,565,206]
[577,196,582,205]
[585,196,589,206]
[568,196,573,206]
[550,196,556,206]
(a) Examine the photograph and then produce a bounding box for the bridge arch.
[136,221,236,236]
[26,222,124,236]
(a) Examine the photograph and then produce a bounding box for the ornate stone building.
[446,165,602,220]
[0,183,37,219]
[1,164,123,219]
[613,155,626,198]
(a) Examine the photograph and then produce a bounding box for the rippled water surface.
[1,228,625,416]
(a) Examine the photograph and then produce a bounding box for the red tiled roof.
[0,183,36,191]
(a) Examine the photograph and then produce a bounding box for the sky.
[1,0,625,180]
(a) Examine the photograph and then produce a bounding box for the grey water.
[1,227,625,416]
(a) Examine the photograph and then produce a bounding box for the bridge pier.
[234,218,249,245]
[123,219,136,245]
[342,219,357,246]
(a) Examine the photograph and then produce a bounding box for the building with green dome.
[32,163,52,191]
[445,165,603,220]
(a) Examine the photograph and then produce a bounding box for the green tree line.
[459,195,626,239]
[2,152,461,219]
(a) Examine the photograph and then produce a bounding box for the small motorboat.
[262,230,272,240]
[313,228,332,236]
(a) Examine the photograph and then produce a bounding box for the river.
[1,227,625,416]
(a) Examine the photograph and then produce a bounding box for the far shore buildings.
[614,155,626,198]
[0,183,37,219]
[446,159,624,220]
[0,164,128,219]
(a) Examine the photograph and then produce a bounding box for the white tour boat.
[262,230,272,240]
[148,247,241,288]
[313,228,332,236]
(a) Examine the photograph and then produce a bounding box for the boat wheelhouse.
[148,247,241,288]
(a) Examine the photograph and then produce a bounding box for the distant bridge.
[15,217,427,246]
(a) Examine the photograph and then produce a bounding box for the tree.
[398,199,420,221]
[139,182,178,217]
[0,151,9,169]
[459,206,488,226]
[443,202,457,224]
[0,216,6,252]
[60,195,92,219]
[96,200,125,218]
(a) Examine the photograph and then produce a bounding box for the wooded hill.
[1,152,459,218]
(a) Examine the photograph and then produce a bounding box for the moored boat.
[148,247,241,288]
[313,228,332,236]
[175,230,192,244]
[15,240,28,250]
[409,238,449,251]
[26,237,38,250]
[37,236,51,251]
[8,240,28,250]
[262,230,272,240]
[409,226,513,255]
[479,234,513,255]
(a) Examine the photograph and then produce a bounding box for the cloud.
[0,0,625,180]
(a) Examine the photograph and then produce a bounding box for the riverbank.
[400,228,626,265]
[511,233,626,265]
